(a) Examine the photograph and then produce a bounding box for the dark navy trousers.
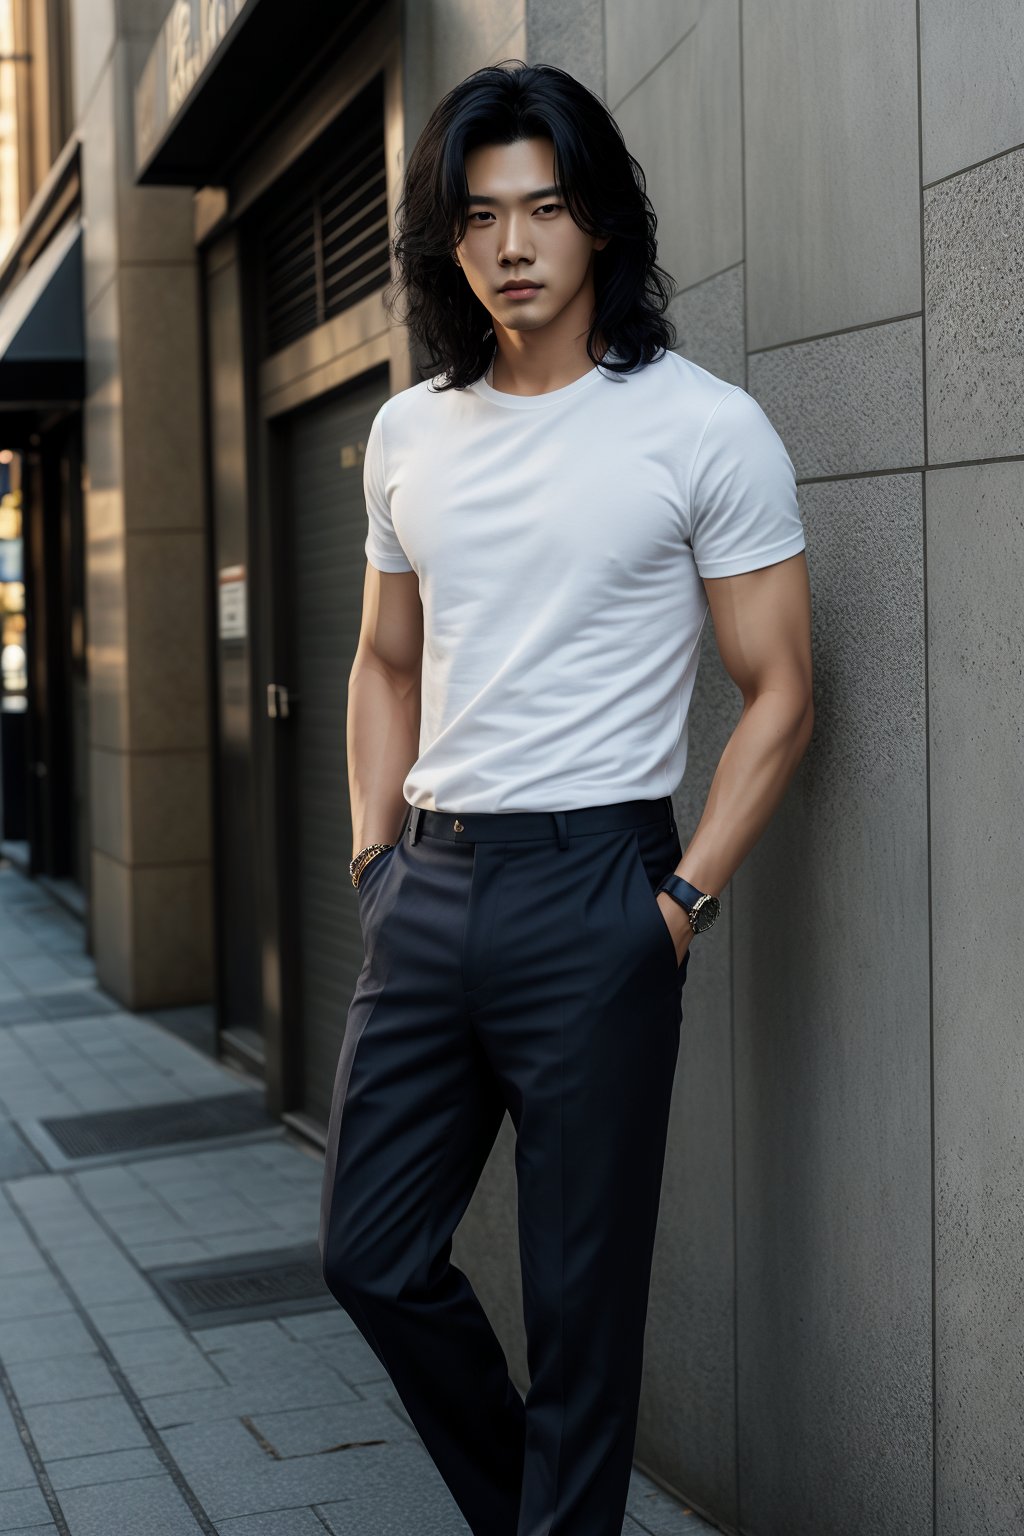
[317,796,690,1536]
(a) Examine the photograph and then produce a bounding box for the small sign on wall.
[218,564,247,641]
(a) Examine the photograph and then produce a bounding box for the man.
[319,60,813,1536]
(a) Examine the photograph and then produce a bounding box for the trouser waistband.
[406,796,675,850]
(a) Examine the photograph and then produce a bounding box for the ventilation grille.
[263,79,389,356]
[146,1243,332,1328]
[40,1093,275,1159]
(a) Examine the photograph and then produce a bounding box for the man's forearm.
[348,655,421,858]
[673,687,813,898]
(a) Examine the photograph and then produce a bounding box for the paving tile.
[3,1353,119,1408]
[277,1311,358,1343]
[85,1297,178,1337]
[130,1155,220,1187]
[105,1328,207,1369]
[0,1124,46,1180]
[163,1424,439,1522]
[65,1083,135,1113]
[199,1351,352,1399]
[130,1176,223,1202]
[0,1455,35,1499]
[70,1168,147,1209]
[193,1322,290,1355]
[143,1373,360,1430]
[0,1312,96,1364]
[35,991,118,1022]
[98,1210,192,1247]
[23,1395,149,1461]
[57,1474,202,1536]
[242,1399,414,1458]
[0,1483,53,1529]
[119,1355,226,1398]
[128,1239,213,1269]
[319,1332,389,1388]
[46,954,96,979]
[315,1457,468,1534]
[218,1505,340,1529]
[154,1194,263,1239]
[4,1174,76,1208]
[199,1231,306,1259]
[2,958,82,992]
[0,1243,47,1280]
[46,1446,165,1491]
[46,1245,153,1306]
[0,1271,69,1322]
[215,1512,335,1535]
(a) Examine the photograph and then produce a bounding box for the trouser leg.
[472,816,688,1536]
[318,832,526,1536]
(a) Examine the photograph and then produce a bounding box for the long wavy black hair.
[383,59,678,391]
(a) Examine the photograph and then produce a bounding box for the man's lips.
[498,282,542,293]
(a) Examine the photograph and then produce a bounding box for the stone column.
[74,0,213,1007]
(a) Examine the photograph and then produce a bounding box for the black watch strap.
[656,873,722,934]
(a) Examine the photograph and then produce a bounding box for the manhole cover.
[40,1093,275,1158]
[146,1242,333,1328]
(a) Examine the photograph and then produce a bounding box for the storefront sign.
[218,564,247,641]
[136,0,254,172]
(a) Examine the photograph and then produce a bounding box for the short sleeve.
[363,401,414,573]
[688,386,805,579]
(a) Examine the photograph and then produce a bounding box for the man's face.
[453,137,609,336]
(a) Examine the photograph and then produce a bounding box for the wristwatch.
[655,872,721,935]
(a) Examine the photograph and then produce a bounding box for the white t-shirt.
[362,345,805,813]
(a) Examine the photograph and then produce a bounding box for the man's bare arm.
[657,549,814,949]
[348,563,423,858]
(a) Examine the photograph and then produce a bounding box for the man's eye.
[468,212,492,223]
[536,203,563,214]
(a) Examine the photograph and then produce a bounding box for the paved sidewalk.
[0,860,717,1536]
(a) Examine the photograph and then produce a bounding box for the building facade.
[0,2,1020,1532]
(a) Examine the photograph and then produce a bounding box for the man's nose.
[498,214,534,265]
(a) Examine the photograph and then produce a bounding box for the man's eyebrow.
[465,185,562,204]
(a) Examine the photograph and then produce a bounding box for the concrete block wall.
[72,0,213,1008]
[450,4,1024,1533]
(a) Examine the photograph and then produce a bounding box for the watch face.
[692,895,721,933]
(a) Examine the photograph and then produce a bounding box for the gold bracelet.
[350,842,395,889]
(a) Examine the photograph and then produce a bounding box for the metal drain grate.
[146,1243,333,1328]
[40,1093,275,1159]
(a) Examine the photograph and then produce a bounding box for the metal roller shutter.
[262,75,389,356]
[283,373,391,1124]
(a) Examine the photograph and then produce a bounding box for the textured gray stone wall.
[445,3,1024,1532]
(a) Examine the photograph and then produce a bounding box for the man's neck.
[487,335,609,396]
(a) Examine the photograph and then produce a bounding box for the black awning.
[134,0,368,188]
[0,217,84,425]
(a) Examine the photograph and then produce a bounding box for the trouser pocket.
[630,821,691,989]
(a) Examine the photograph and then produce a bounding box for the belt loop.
[552,810,569,850]
[665,795,676,834]
[409,805,424,845]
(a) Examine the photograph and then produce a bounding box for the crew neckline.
[468,347,619,409]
